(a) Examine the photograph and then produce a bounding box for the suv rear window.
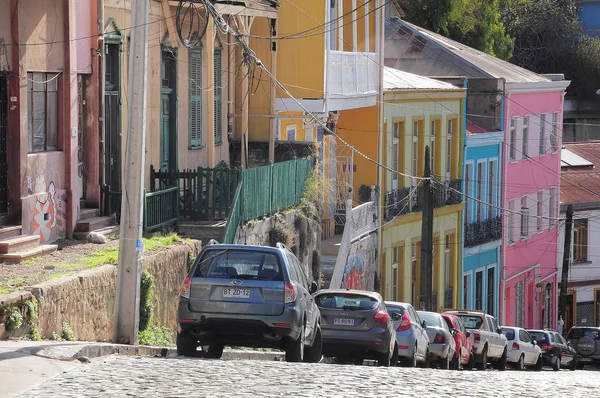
[316,293,378,310]
[457,315,484,329]
[193,249,283,281]
[567,328,600,339]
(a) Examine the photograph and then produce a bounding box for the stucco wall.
[0,240,201,341]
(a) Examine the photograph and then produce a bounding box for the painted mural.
[340,232,379,291]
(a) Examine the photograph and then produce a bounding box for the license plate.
[334,318,354,326]
[579,357,593,362]
[223,288,250,299]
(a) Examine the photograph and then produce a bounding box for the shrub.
[138,325,174,347]
[139,271,154,332]
[62,322,77,341]
[5,311,23,331]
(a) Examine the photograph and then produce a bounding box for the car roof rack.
[207,239,220,245]
[276,242,293,252]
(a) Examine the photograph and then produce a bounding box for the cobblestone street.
[17,356,600,397]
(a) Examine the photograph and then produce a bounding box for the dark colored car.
[567,326,600,369]
[442,313,475,370]
[528,329,577,371]
[177,243,322,362]
[315,289,397,367]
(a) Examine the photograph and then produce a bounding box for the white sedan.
[500,326,542,370]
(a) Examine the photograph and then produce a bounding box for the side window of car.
[295,257,310,290]
[520,330,531,343]
[547,333,555,343]
[410,307,421,324]
[285,253,300,283]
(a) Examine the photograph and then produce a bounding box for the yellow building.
[379,67,465,309]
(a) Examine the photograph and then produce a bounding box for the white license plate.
[223,288,250,299]
[579,357,593,362]
[334,318,355,326]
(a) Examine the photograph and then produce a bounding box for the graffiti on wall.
[340,232,379,292]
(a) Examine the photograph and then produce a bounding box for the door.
[160,93,170,171]
[0,74,8,217]
[104,42,122,216]
[161,49,177,174]
[77,75,87,199]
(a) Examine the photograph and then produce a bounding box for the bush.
[5,310,23,331]
[139,271,154,332]
[62,322,77,341]
[269,215,293,247]
[25,300,41,341]
[138,325,174,347]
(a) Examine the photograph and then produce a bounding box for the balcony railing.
[464,216,502,248]
[327,51,378,96]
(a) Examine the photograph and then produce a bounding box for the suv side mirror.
[391,313,402,321]
[421,320,428,328]
[533,340,538,346]
[450,328,458,336]
[310,281,318,294]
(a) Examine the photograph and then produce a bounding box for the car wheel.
[533,354,543,371]
[512,354,524,371]
[450,351,460,370]
[493,348,507,371]
[378,350,391,367]
[464,350,475,370]
[570,358,578,371]
[419,347,431,368]
[576,361,584,370]
[203,344,224,359]
[552,356,561,371]
[285,325,305,363]
[391,343,399,367]
[304,326,323,363]
[477,347,488,371]
[401,345,417,368]
[439,354,450,370]
[176,332,198,357]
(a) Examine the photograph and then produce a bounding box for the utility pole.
[420,145,434,311]
[114,0,149,345]
[558,204,574,328]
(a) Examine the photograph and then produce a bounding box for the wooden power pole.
[558,204,574,327]
[420,145,434,311]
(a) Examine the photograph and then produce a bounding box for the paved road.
[17,356,600,397]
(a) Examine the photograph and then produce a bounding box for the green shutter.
[214,48,222,146]
[189,48,202,149]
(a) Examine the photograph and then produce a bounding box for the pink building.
[502,79,570,329]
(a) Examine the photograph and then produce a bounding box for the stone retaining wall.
[0,240,201,341]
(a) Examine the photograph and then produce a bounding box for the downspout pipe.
[99,0,106,203]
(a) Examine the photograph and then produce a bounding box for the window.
[574,219,589,262]
[412,121,419,175]
[412,243,418,305]
[544,283,553,329]
[509,118,517,161]
[431,119,437,172]
[487,267,495,316]
[392,247,399,301]
[392,122,399,189]
[522,116,529,158]
[28,72,59,153]
[549,187,557,226]
[520,196,529,237]
[515,281,525,327]
[446,120,453,178]
[465,164,473,223]
[508,199,516,242]
[189,48,202,148]
[551,112,559,152]
[444,235,451,288]
[477,163,484,221]
[463,274,470,309]
[475,271,483,310]
[214,49,223,145]
[489,160,497,218]
[539,114,546,155]
[537,191,543,232]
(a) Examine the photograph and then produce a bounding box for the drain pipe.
[98,0,106,203]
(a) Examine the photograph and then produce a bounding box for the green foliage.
[62,322,77,341]
[51,332,63,341]
[138,325,175,347]
[139,271,154,332]
[25,300,41,341]
[187,251,196,273]
[5,310,23,331]
[299,168,323,222]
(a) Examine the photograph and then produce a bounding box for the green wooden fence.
[222,158,314,243]
[143,186,179,231]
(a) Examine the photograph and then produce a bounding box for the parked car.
[443,310,508,370]
[315,289,397,366]
[528,329,578,371]
[177,243,322,362]
[441,313,475,370]
[385,301,430,368]
[566,326,600,369]
[500,326,542,371]
[417,311,456,369]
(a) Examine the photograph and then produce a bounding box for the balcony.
[464,216,502,248]
[327,51,378,97]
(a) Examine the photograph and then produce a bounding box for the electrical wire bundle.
[175,0,209,48]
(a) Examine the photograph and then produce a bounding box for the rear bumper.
[394,332,417,359]
[506,349,521,363]
[430,343,451,359]
[177,298,302,346]
[321,328,391,358]
[541,352,558,365]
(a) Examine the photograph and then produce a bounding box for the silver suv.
[177,243,322,362]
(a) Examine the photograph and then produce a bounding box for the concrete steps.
[73,225,120,241]
[0,235,41,254]
[178,221,226,243]
[78,208,100,221]
[0,225,23,241]
[0,244,58,263]
[74,215,116,234]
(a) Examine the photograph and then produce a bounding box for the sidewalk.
[0,340,284,397]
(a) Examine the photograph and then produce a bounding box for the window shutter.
[530,117,540,158]
[189,48,202,148]
[214,48,222,146]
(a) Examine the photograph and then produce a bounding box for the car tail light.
[373,309,389,324]
[541,343,552,351]
[434,334,445,344]
[512,342,520,350]
[397,313,411,332]
[180,277,191,299]
[474,333,481,343]
[284,282,297,303]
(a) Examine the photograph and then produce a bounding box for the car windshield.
[458,315,484,329]
[567,328,600,339]
[418,312,443,327]
[316,293,378,310]
[193,249,283,281]
[528,331,549,343]
[501,328,515,341]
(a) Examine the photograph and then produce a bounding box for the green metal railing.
[222,158,313,243]
[143,186,179,231]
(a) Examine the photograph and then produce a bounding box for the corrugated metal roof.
[466,120,499,135]
[383,67,460,91]
[384,18,551,84]
[561,148,594,167]
[561,142,600,205]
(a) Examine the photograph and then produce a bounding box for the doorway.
[0,74,8,218]
[77,75,88,200]
[104,42,122,215]
[161,48,177,173]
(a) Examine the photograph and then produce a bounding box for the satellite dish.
[176,0,209,49]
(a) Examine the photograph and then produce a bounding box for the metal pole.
[420,145,434,311]
[558,204,573,328]
[114,0,149,345]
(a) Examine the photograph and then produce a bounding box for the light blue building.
[461,121,503,317]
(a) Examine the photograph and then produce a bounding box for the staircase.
[0,225,58,263]
[178,220,226,244]
[74,200,119,240]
